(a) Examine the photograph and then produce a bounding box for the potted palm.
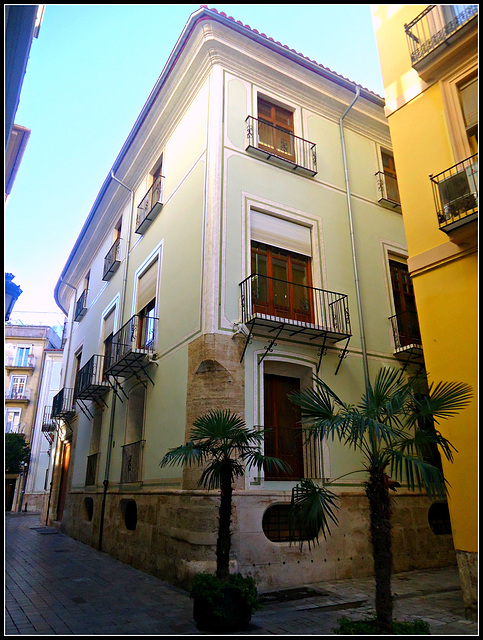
[160,408,289,632]
[288,367,471,634]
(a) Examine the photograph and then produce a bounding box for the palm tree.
[289,367,472,633]
[160,408,289,581]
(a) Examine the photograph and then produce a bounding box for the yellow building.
[372,4,478,619]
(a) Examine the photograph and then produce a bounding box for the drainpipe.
[98,173,135,551]
[339,85,370,393]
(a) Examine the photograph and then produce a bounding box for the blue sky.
[6,4,384,323]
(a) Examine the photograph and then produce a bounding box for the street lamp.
[5,272,22,321]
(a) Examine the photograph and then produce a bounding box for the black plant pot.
[193,586,252,632]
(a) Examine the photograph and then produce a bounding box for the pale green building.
[49,7,454,590]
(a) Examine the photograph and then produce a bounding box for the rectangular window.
[389,259,421,347]
[14,347,31,367]
[251,242,313,323]
[457,73,478,153]
[381,150,401,204]
[9,376,26,398]
[136,258,158,350]
[257,97,295,161]
[5,408,21,433]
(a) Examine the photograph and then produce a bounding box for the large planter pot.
[193,586,252,632]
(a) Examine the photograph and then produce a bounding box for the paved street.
[5,512,478,635]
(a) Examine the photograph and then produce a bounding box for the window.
[252,243,313,323]
[381,150,401,204]
[250,211,313,323]
[5,408,21,433]
[257,97,295,161]
[264,374,303,480]
[457,73,478,153]
[14,347,31,367]
[135,257,158,350]
[9,376,27,398]
[389,259,420,347]
[102,308,116,376]
[263,504,318,542]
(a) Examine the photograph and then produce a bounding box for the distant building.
[372,4,478,619]
[5,323,61,511]
[49,7,455,591]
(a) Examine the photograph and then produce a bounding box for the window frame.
[441,60,478,162]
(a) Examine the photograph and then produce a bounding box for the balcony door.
[251,241,313,323]
[389,259,420,347]
[264,374,303,480]
[257,98,295,162]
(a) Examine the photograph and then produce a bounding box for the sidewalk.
[5,512,478,635]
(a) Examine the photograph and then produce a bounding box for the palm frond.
[415,381,472,424]
[160,441,206,469]
[388,448,447,499]
[290,479,339,549]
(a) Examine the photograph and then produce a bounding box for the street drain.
[259,587,325,604]
[30,527,59,535]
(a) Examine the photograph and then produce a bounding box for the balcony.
[239,274,351,372]
[5,354,36,370]
[375,171,402,212]
[245,116,317,177]
[74,289,88,321]
[5,389,31,403]
[120,440,144,484]
[102,237,121,281]
[389,311,424,368]
[430,154,478,237]
[41,406,56,443]
[51,387,76,419]
[405,5,478,79]
[104,314,158,380]
[136,174,164,235]
[74,355,110,402]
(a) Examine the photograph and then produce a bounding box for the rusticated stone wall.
[59,489,456,592]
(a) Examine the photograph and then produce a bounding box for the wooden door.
[264,374,303,480]
[56,441,71,520]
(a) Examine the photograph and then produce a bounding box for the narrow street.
[6,512,477,635]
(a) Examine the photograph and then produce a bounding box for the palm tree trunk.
[216,463,233,581]
[366,465,393,633]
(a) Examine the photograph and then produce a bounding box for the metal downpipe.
[339,85,370,392]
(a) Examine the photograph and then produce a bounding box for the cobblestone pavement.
[5,512,478,635]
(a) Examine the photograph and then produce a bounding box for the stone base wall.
[60,488,456,592]
[455,550,478,621]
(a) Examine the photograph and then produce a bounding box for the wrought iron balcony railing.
[5,389,31,402]
[102,237,121,281]
[51,387,76,419]
[104,314,158,378]
[41,406,56,432]
[389,310,422,351]
[136,174,164,235]
[405,5,478,68]
[375,171,401,210]
[430,154,478,233]
[74,354,110,401]
[5,354,36,369]
[245,116,317,176]
[120,440,144,484]
[74,289,88,321]
[240,274,351,339]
